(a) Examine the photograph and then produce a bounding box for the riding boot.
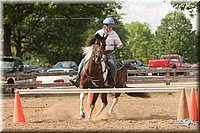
[69,76,80,88]
[109,78,115,88]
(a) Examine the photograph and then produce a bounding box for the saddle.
[70,57,124,88]
[101,57,124,87]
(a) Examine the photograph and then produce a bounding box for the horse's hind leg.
[95,93,108,116]
[108,93,120,115]
[86,93,99,121]
[80,93,85,119]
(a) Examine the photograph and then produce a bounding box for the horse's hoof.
[80,113,85,119]
[108,110,112,115]
[85,118,91,121]
[94,113,99,117]
[106,112,116,119]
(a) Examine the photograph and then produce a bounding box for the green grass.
[148,92,174,97]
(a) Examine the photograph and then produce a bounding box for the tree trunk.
[3,24,12,56]
[13,30,23,58]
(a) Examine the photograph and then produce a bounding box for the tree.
[3,2,123,66]
[170,1,199,17]
[152,11,197,62]
[3,4,35,56]
[124,22,153,63]
[170,1,199,63]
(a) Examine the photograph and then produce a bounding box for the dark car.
[53,61,78,72]
[0,56,32,93]
[122,60,148,76]
[122,60,147,69]
[24,64,49,73]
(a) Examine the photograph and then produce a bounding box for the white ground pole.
[16,87,187,95]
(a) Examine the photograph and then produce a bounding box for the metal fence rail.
[17,86,185,95]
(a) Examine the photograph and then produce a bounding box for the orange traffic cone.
[86,93,96,115]
[13,91,25,123]
[177,88,189,121]
[189,88,199,122]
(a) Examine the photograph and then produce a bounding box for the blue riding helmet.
[103,17,115,25]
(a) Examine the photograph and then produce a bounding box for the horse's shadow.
[123,114,174,121]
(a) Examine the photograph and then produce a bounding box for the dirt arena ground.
[2,81,199,132]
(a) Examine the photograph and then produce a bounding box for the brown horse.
[77,33,127,120]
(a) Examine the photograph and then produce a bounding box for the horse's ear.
[95,33,102,40]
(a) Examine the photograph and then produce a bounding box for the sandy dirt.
[2,82,199,132]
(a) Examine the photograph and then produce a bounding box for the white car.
[35,68,76,87]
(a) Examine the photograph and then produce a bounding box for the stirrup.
[108,82,116,88]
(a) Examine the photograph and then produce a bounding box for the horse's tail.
[124,85,151,98]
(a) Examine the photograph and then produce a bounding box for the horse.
[77,33,127,121]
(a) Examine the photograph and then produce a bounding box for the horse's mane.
[82,45,94,61]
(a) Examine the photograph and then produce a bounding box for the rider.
[70,17,123,87]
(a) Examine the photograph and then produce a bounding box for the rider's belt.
[104,50,114,54]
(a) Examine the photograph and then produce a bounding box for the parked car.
[53,61,78,72]
[35,68,76,87]
[0,56,32,93]
[122,60,147,70]
[24,64,49,73]
[189,63,199,76]
[148,54,190,69]
[148,54,190,75]
[122,59,148,76]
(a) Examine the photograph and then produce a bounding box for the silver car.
[53,61,78,72]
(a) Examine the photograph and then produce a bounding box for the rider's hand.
[102,54,107,61]
[117,44,122,49]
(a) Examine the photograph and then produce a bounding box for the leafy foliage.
[170,1,199,17]
[152,11,197,62]
[3,3,123,66]
[3,2,198,67]
[124,22,153,63]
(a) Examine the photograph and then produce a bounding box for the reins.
[81,33,110,86]
[82,59,108,83]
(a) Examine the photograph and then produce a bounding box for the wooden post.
[165,70,170,85]
[31,73,37,88]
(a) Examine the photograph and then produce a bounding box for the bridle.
[82,34,109,85]
[91,41,104,64]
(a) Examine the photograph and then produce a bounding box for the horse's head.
[92,33,108,63]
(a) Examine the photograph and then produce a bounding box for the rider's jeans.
[75,55,87,80]
[105,52,117,83]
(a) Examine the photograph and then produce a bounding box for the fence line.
[4,68,198,77]
[2,68,198,89]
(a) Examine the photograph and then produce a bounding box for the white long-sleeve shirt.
[95,29,122,51]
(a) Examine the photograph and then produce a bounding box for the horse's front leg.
[86,93,99,121]
[108,93,120,115]
[80,92,85,119]
[95,93,108,116]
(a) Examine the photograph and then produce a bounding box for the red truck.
[148,54,190,69]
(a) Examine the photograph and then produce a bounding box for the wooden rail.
[1,68,198,89]
[127,68,197,75]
